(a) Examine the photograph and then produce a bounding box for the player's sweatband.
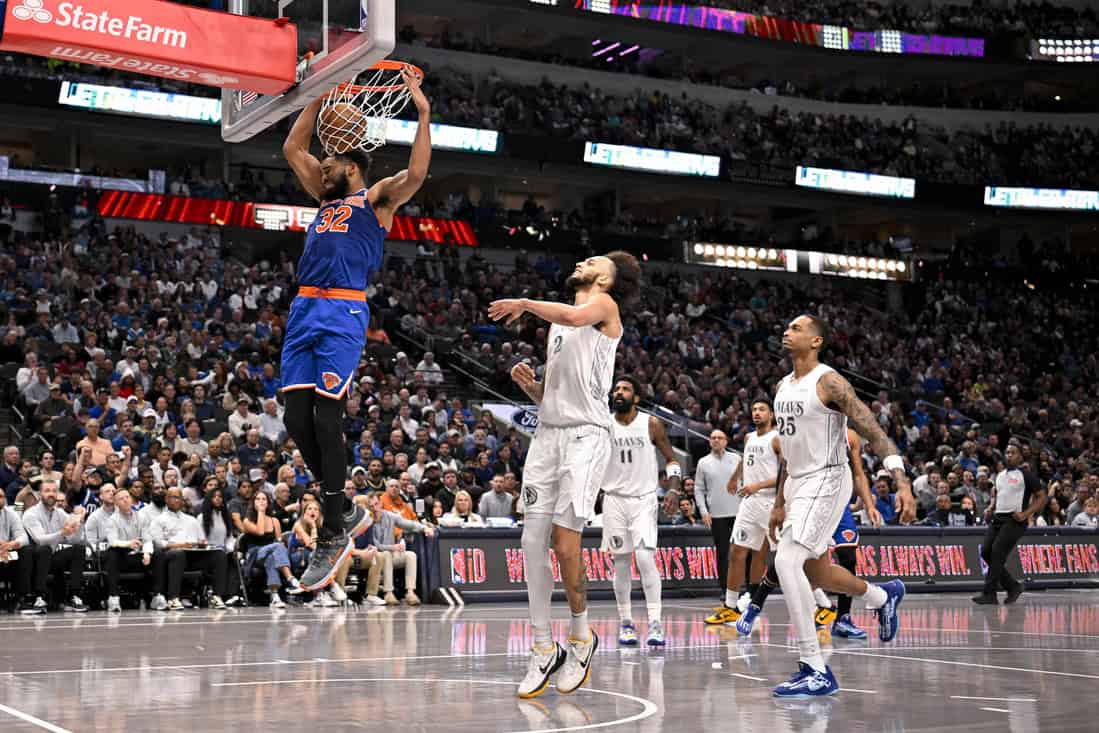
[883,455,905,473]
[666,463,682,479]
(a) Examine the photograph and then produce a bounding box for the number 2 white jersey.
[774,363,848,479]
[742,429,780,497]
[539,322,620,430]
[602,412,659,497]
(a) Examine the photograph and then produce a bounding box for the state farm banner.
[439,527,1099,601]
[0,0,296,93]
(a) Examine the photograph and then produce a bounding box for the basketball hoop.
[317,60,424,155]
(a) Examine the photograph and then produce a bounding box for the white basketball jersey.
[774,364,848,478]
[742,429,780,497]
[603,412,659,497]
[539,322,620,429]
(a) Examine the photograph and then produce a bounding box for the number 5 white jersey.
[602,412,659,497]
[774,364,848,479]
[742,429,780,497]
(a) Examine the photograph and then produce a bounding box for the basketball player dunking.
[281,67,432,591]
[766,314,915,697]
[602,376,681,648]
[488,252,642,699]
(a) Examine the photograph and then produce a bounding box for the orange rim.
[335,60,424,94]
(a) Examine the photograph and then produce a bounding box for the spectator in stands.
[1071,498,1099,530]
[178,419,209,461]
[657,489,681,525]
[1,446,22,503]
[22,367,51,408]
[676,497,699,526]
[228,398,255,441]
[240,490,303,608]
[83,483,116,547]
[238,429,265,470]
[271,482,299,534]
[478,475,514,521]
[21,480,88,613]
[1036,496,1066,527]
[874,477,898,525]
[147,487,228,612]
[1066,485,1092,524]
[102,488,150,613]
[259,398,287,446]
[365,490,434,605]
[381,477,418,535]
[415,352,444,386]
[76,419,114,466]
[0,489,32,613]
[440,489,485,528]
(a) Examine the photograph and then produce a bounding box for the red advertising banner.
[0,0,296,93]
[96,191,480,245]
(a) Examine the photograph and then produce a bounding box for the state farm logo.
[11,1,190,49]
[12,0,53,23]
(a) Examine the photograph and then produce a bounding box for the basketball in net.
[317,60,423,155]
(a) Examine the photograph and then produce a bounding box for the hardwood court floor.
[0,591,1096,732]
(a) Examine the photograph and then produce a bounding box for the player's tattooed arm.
[819,371,915,523]
[649,417,681,493]
[510,362,543,406]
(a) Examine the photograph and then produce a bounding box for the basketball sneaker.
[557,632,599,695]
[705,605,740,625]
[646,620,665,647]
[618,620,639,646]
[517,642,566,699]
[736,603,761,636]
[301,504,371,591]
[772,662,839,698]
[876,579,905,642]
[832,614,867,639]
[814,605,837,628]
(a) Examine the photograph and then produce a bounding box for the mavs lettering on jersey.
[280,189,387,399]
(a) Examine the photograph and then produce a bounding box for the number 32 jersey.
[297,188,385,290]
[773,363,848,479]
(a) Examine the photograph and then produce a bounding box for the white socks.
[635,548,662,624]
[613,553,633,622]
[570,610,590,641]
[861,583,888,609]
[813,587,832,608]
[725,588,739,609]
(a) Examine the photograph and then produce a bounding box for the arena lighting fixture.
[827,254,838,266]
[593,41,621,57]
[736,246,747,258]
[693,243,704,255]
[747,247,757,258]
[715,245,727,256]
[897,262,906,272]
[768,249,778,259]
[704,244,715,256]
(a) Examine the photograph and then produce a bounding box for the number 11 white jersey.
[774,363,848,479]
[602,412,659,497]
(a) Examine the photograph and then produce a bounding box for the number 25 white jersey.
[602,412,659,497]
[774,363,848,479]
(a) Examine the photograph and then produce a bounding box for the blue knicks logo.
[513,407,539,432]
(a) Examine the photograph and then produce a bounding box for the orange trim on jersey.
[297,286,366,301]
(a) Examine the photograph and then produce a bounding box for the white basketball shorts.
[781,465,852,558]
[521,423,610,531]
[731,492,776,551]
[600,493,658,554]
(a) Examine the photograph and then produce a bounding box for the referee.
[693,430,740,596]
[973,442,1045,605]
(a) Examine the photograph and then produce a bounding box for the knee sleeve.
[522,513,555,644]
[634,548,662,623]
[612,553,633,621]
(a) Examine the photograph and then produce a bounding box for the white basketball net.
[317,64,417,154]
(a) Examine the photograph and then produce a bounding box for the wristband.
[883,455,904,473]
[666,462,682,479]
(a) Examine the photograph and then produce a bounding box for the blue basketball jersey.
[297,189,386,290]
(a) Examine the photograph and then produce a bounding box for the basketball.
[318,101,365,154]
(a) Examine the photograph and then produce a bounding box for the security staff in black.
[973,443,1045,605]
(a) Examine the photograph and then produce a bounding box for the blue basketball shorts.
[280,293,369,400]
[831,506,860,548]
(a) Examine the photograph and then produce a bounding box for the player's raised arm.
[489,292,618,328]
[649,416,681,493]
[369,67,432,212]
[283,97,325,201]
[818,371,915,523]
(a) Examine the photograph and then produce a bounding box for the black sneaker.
[971,593,998,605]
[301,504,371,591]
[64,595,89,613]
[1004,584,1024,605]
